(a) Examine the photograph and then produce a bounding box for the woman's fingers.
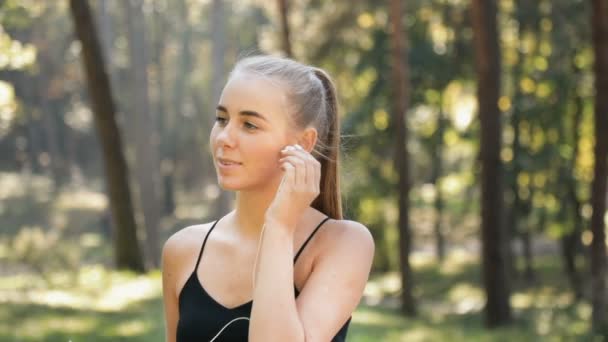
[295,145,320,192]
[280,155,305,187]
[280,160,295,192]
[280,145,320,193]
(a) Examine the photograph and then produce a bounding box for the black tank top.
[176,216,352,341]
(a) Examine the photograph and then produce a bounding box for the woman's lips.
[217,158,242,170]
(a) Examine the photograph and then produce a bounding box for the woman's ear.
[298,127,318,153]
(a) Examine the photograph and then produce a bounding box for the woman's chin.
[216,176,251,191]
[216,172,280,192]
[217,181,241,191]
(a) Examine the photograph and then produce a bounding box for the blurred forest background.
[1,0,607,341]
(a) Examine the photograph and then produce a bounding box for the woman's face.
[210,71,295,191]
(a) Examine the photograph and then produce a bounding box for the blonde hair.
[230,55,343,219]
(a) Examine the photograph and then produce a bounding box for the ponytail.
[310,68,343,220]
[231,56,343,219]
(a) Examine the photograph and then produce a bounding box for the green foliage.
[0,0,37,30]
[8,226,81,282]
[0,0,604,337]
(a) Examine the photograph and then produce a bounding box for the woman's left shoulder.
[323,218,375,253]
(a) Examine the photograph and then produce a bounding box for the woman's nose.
[215,123,237,147]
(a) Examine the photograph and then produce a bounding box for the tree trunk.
[97,0,113,69]
[521,225,534,282]
[277,0,293,57]
[19,74,39,174]
[389,0,415,316]
[508,87,522,282]
[562,80,584,299]
[123,0,163,268]
[432,101,446,262]
[508,0,546,286]
[508,0,527,281]
[171,0,207,194]
[68,0,145,272]
[211,0,226,111]
[33,26,67,189]
[590,0,608,333]
[151,0,176,215]
[209,0,233,218]
[96,0,121,117]
[471,0,512,327]
[561,230,583,298]
[38,83,64,189]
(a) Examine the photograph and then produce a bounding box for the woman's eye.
[215,116,257,131]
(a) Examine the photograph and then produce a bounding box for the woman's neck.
[231,177,282,238]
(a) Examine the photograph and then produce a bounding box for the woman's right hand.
[264,144,321,231]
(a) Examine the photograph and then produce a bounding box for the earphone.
[208,223,267,342]
[209,317,250,342]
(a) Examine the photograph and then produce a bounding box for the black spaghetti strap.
[193,218,221,272]
[293,216,331,263]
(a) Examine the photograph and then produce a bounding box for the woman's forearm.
[249,218,305,342]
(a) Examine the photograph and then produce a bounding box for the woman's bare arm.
[248,217,306,341]
[294,221,374,341]
[248,218,374,342]
[161,234,181,342]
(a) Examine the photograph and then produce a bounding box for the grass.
[1,171,606,341]
[0,256,606,341]
[349,252,605,342]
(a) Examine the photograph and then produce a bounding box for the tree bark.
[210,0,233,218]
[590,0,608,334]
[169,0,208,194]
[471,0,512,327]
[277,0,293,57]
[123,0,163,268]
[508,0,530,282]
[389,0,415,316]
[151,0,175,215]
[432,103,446,262]
[97,0,113,69]
[562,81,584,298]
[68,0,145,272]
[29,13,65,189]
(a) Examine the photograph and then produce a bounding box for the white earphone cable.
[210,222,267,341]
[251,223,266,288]
[209,317,250,342]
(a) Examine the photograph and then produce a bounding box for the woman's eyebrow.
[216,105,269,122]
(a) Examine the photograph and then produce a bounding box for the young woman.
[161,55,374,342]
